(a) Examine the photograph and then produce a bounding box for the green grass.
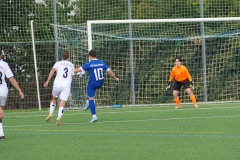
[1,103,240,160]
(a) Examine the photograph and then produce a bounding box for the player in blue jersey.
[75,50,119,123]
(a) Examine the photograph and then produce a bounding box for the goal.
[56,17,240,108]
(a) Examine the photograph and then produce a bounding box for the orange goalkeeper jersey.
[168,65,192,82]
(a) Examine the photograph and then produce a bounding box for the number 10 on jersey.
[94,68,104,81]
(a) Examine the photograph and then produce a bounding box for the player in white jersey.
[0,50,24,140]
[44,50,74,125]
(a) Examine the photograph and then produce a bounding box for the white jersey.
[53,60,74,88]
[0,59,14,96]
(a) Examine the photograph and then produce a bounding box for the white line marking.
[4,114,240,128]
[4,105,240,118]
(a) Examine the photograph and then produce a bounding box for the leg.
[173,90,181,109]
[84,98,89,111]
[0,106,4,119]
[185,88,198,108]
[56,88,70,125]
[50,96,57,114]
[172,81,182,109]
[46,86,60,122]
[0,96,7,140]
[87,85,98,123]
[84,85,89,111]
[56,100,66,126]
[0,106,5,140]
[45,96,57,122]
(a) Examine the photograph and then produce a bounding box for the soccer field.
[1,103,240,160]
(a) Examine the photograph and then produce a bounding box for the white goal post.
[86,17,240,105]
[30,20,42,111]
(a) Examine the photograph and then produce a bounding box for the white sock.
[85,100,89,106]
[58,107,64,118]
[0,120,4,136]
[49,102,56,114]
[92,114,97,119]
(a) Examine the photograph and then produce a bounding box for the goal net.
[56,17,240,108]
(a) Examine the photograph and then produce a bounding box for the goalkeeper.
[166,57,198,109]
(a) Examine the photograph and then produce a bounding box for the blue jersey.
[81,59,109,88]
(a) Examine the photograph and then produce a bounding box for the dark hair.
[175,57,182,62]
[89,50,97,58]
[62,50,69,60]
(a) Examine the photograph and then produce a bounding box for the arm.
[185,68,194,89]
[107,69,119,82]
[75,67,86,74]
[75,67,86,77]
[74,68,82,73]
[185,68,193,82]
[44,68,56,88]
[9,77,24,99]
[168,68,175,83]
[166,68,174,90]
[71,67,74,80]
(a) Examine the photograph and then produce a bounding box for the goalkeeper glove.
[190,81,194,90]
[166,82,171,90]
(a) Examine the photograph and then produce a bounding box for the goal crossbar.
[87,17,240,50]
[87,17,240,25]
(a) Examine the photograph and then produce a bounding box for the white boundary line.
[4,114,240,128]
[4,105,240,128]
[4,105,240,117]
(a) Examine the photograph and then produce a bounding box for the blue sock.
[89,100,96,115]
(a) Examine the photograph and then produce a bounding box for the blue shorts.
[86,83,103,98]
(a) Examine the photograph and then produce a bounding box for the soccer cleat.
[45,114,52,122]
[90,117,98,123]
[175,105,181,109]
[194,104,199,109]
[0,136,5,141]
[84,100,89,111]
[56,117,61,126]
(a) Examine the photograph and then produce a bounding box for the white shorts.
[52,87,70,102]
[0,96,7,106]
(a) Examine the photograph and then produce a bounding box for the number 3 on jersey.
[94,68,103,81]
[63,68,68,78]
